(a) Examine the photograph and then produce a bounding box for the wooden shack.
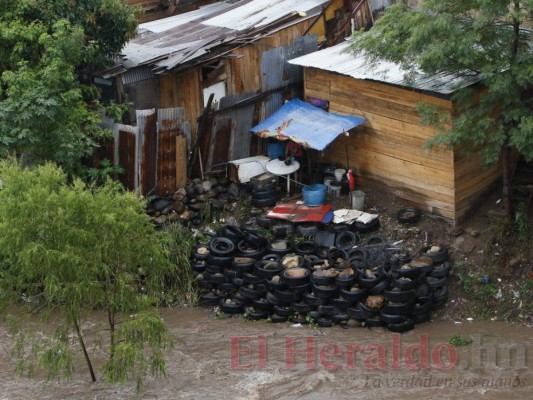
[103,0,377,193]
[289,42,501,225]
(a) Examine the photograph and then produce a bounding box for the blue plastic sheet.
[250,99,365,151]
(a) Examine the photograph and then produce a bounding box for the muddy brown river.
[0,308,530,399]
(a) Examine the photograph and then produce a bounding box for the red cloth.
[286,141,303,157]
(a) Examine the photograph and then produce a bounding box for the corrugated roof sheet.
[202,0,327,31]
[250,99,366,151]
[114,0,328,74]
[288,41,482,95]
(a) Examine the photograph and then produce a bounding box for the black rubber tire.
[335,275,358,287]
[243,272,263,284]
[296,223,319,236]
[281,268,310,287]
[266,239,294,256]
[316,318,334,328]
[291,282,311,294]
[240,286,262,300]
[412,301,433,316]
[292,302,313,313]
[223,268,242,280]
[367,278,391,295]
[354,218,380,234]
[252,298,272,311]
[256,213,274,228]
[273,305,294,317]
[267,278,285,292]
[270,314,289,323]
[271,222,294,238]
[311,273,335,286]
[387,319,415,333]
[218,282,236,293]
[206,272,226,285]
[327,247,348,264]
[384,289,417,303]
[252,181,276,193]
[359,303,379,318]
[302,292,325,307]
[275,289,299,304]
[420,245,449,263]
[414,313,432,324]
[380,310,409,324]
[396,207,421,224]
[244,306,269,320]
[295,241,318,256]
[252,188,277,198]
[206,254,233,268]
[199,292,220,306]
[262,253,281,262]
[254,282,269,294]
[197,279,212,290]
[240,217,262,234]
[366,234,387,247]
[339,287,366,302]
[219,298,244,314]
[331,297,349,310]
[347,306,365,320]
[244,231,268,247]
[254,260,283,279]
[331,313,349,323]
[432,285,449,303]
[312,284,339,300]
[237,240,265,260]
[251,196,278,208]
[192,261,207,274]
[365,316,385,327]
[192,244,210,261]
[232,257,255,272]
[335,231,359,250]
[392,277,415,290]
[429,262,451,278]
[382,301,414,315]
[209,237,235,257]
[218,225,245,244]
[427,276,449,288]
[205,264,223,274]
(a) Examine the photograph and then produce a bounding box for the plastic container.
[334,168,346,182]
[267,141,286,160]
[302,184,327,206]
[350,190,365,210]
[329,181,341,199]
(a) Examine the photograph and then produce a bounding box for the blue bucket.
[303,184,327,206]
[267,141,286,159]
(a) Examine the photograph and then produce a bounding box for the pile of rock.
[145,176,241,225]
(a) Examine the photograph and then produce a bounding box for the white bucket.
[350,190,365,210]
[334,168,346,182]
[329,181,341,199]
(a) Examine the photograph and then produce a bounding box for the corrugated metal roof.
[113,0,328,74]
[288,41,482,95]
[139,2,234,33]
[202,0,327,31]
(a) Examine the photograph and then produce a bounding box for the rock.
[192,178,202,185]
[453,236,465,249]
[202,180,213,192]
[346,319,360,328]
[179,210,191,221]
[172,200,186,214]
[210,199,226,209]
[188,202,205,211]
[154,215,167,224]
[173,188,187,201]
[193,183,204,195]
[410,256,433,268]
[196,194,207,202]
[227,182,239,198]
[366,295,384,309]
[218,176,229,186]
[508,257,521,268]
[470,230,480,238]
[205,189,217,199]
[167,213,180,222]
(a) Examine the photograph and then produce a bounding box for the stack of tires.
[250,180,278,208]
[190,224,451,333]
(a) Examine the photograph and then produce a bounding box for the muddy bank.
[0,307,530,399]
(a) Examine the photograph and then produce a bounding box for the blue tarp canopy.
[249,99,365,151]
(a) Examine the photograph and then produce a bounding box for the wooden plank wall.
[160,69,202,137]
[304,68,460,221]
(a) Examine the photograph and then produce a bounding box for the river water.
[0,307,530,399]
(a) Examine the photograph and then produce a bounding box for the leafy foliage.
[0,160,195,387]
[0,1,138,174]
[346,1,533,165]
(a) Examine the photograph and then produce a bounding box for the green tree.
[346,0,533,216]
[0,160,191,388]
[0,0,138,174]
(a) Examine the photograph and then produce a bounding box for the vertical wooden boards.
[117,126,137,191]
[175,135,187,189]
